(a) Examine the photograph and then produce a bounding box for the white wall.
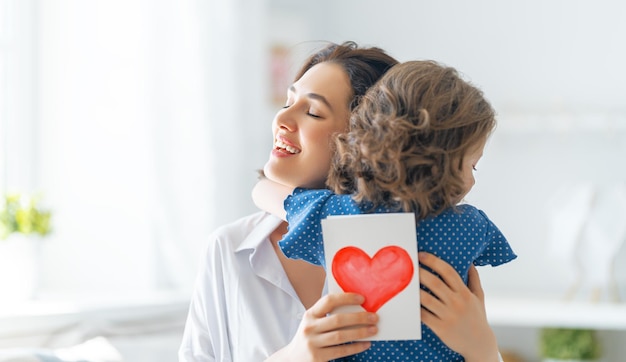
[312,0,626,114]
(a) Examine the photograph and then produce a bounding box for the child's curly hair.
[327,60,496,219]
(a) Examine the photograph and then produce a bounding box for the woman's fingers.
[418,252,464,292]
[418,268,447,318]
[316,309,378,332]
[416,252,499,360]
[467,264,485,303]
[267,290,378,361]
[314,312,377,360]
[308,292,364,318]
[323,341,372,360]
[307,293,378,338]
[418,252,477,324]
[292,292,377,361]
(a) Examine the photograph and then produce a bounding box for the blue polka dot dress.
[279,188,517,362]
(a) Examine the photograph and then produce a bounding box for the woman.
[179,42,500,362]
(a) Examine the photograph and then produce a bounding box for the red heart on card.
[331,245,414,312]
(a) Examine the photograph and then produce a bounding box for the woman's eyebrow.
[289,85,333,111]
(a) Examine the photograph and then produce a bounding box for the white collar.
[236,212,284,253]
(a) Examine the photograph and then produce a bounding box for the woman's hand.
[266,293,378,362]
[418,252,500,362]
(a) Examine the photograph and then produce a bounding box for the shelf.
[0,292,190,338]
[486,295,626,330]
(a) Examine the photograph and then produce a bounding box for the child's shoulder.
[438,203,492,224]
[292,187,333,197]
[454,203,480,214]
[291,187,357,205]
[288,188,360,216]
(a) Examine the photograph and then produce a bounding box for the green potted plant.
[0,193,52,240]
[539,327,602,362]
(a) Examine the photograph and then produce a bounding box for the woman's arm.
[179,241,227,362]
[265,293,378,361]
[252,177,293,221]
[418,252,501,362]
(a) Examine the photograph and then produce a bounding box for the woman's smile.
[274,137,301,155]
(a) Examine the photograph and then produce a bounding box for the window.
[1,0,211,300]
[0,0,38,195]
[1,0,267,302]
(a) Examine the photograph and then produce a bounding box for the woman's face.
[263,62,352,189]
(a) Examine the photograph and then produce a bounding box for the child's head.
[327,60,496,218]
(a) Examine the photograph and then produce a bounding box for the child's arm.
[252,177,294,221]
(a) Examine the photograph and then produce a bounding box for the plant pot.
[0,234,41,303]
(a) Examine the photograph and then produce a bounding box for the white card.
[321,213,421,341]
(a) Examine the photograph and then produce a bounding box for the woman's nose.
[275,107,297,131]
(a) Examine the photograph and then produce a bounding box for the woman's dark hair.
[294,41,398,111]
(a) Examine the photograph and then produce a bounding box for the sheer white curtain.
[36,0,269,297]
[0,0,38,194]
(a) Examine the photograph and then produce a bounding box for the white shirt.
[178,211,307,362]
[178,211,506,362]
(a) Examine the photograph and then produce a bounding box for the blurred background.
[0,0,625,361]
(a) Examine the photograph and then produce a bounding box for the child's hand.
[266,292,378,362]
[418,252,500,362]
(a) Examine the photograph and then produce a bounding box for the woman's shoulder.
[208,211,281,250]
[211,210,266,233]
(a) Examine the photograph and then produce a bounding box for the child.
[253,60,516,361]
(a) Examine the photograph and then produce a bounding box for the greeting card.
[321,213,421,341]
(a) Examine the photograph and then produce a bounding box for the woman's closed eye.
[281,105,321,119]
[307,111,321,118]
